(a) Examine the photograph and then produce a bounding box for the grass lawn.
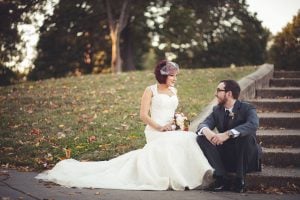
[0,66,256,170]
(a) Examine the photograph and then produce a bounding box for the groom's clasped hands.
[202,128,230,145]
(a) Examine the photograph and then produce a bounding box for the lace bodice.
[148,84,179,126]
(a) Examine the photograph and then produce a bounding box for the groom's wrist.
[198,127,208,135]
[226,130,234,138]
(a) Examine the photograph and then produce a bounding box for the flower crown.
[160,61,179,75]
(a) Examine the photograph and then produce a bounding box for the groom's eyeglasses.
[216,88,227,93]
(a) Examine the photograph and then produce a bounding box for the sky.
[247,0,300,35]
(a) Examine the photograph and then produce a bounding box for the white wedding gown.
[36,84,214,190]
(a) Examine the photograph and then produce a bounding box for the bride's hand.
[159,123,174,132]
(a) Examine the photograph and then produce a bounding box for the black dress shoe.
[212,176,230,192]
[234,177,246,193]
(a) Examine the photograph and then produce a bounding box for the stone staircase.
[246,70,300,192]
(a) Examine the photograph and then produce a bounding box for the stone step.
[262,147,300,167]
[256,87,300,98]
[270,78,300,87]
[274,71,300,78]
[248,98,300,112]
[258,112,300,129]
[246,166,300,191]
[257,129,300,148]
[244,70,300,192]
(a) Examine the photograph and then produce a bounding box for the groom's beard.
[217,96,228,106]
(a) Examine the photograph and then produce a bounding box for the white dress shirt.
[197,107,240,137]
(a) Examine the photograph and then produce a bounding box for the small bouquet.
[172,113,190,131]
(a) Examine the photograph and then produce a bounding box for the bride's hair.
[154,60,179,84]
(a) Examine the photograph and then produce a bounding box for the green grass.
[0,66,256,170]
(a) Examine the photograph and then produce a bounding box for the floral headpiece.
[160,61,179,75]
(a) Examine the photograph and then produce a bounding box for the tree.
[0,0,43,71]
[120,2,152,71]
[268,10,300,70]
[150,0,269,68]
[29,0,152,79]
[199,0,270,67]
[29,0,110,80]
[104,0,154,72]
[104,0,131,73]
[28,0,269,80]
[148,0,216,66]
[0,64,17,86]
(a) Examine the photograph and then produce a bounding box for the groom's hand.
[211,132,230,145]
[202,128,217,145]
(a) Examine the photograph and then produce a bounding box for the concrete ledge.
[189,63,274,132]
[239,63,274,100]
[189,98,218,132]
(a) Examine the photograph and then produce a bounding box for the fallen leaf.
[88,135,97,143]
[27,108,34,114]
[30,128,41,135]
[57,132,66,139]
[64,148,71,159]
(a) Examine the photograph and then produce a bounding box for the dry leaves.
[1,67,256,173]
[88,135,97,143]
[30,128,41,135]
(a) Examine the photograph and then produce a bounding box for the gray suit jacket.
[196,100,259,137]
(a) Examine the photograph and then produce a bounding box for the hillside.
[0,67,256,170]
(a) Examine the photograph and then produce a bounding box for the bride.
[36,60,214,190]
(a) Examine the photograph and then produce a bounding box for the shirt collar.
[224,100,236,112]
[225,107,233,112]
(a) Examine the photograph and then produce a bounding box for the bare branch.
[104,0,114,31]
[119,0,131,31]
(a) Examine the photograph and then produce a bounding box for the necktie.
[223,110,230,131]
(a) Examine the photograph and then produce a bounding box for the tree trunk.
[110,28,122,73]
[122,24,135,71]
[105,0,130,73]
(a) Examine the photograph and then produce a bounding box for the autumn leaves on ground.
[0,67,255,171]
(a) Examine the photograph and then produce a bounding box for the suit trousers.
[197,134,260,178]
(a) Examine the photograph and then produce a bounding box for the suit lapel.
[217,100,241,132]
[229,100,241,128]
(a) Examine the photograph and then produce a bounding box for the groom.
[196,80,262,193]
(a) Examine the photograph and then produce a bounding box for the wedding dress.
[36,84,214,190]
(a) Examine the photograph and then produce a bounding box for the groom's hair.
[220,80,241,99]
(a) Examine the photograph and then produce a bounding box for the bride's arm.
[140,87,171,132]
